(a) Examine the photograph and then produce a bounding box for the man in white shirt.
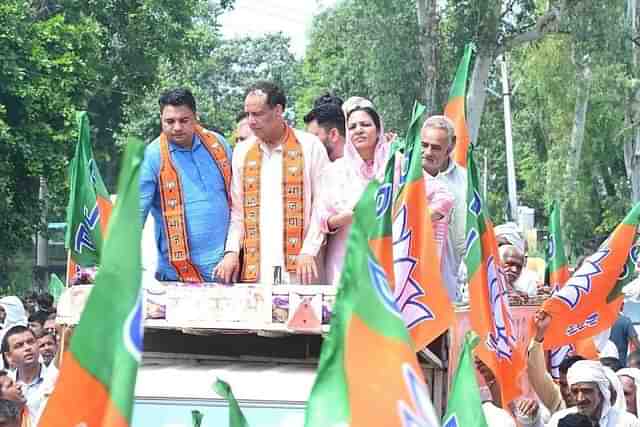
[420,115,467,301]
[2,325,58,426]
[547,360,640,427]
[216,81,329,285]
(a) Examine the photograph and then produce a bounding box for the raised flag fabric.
[443,332,489,427]
[465,148,524,408]
[542,202,640,350]
[40,140,145,427]
[391,102,453,349]
[545,200,570,292]
[48,273,65,304]
[544,201,597,370]
[65,111,113,283]
[214,379,250,427]
[305,178,439,427]
[445,44,473,168]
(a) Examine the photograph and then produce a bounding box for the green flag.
[40,140,145,427]
[214,378,250,427]
[544,200,570,291]
[65,111,113,268]
[47,273,65,304]
[442,332,489,427]
[305,174,439,427]
[192,410,204,427]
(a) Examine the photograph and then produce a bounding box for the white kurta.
[226,129,329,283]
[546,407,640,427]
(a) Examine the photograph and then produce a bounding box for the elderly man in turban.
[547,360,640,427]
[495,222,542,298]
[618,368,640,417]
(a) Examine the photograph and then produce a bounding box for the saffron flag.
[214,379,250,427]
[445,44,473,168]
[40,140,145,427]
[305,179,440,427]
[65,111,113,283]
[545,200,570,292]
[544,201,597,370]
[392,102,453,349]
[542,202,640,350]
[465,148,524,408]
[442,332,489,427]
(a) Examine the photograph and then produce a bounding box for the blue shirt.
[140,133,232,281]
[610,313,637,366]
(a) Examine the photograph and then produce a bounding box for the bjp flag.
[445,44,473,168]
[542,203,640,350]
[391,102,454,349]
[465,148,525,408]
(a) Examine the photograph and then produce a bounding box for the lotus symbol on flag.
[124,291,144,361]
[554,249,607,309]
[398,364,440,427]
[486,256,516,360]
[393,205,434,329]
[368,256,402,318]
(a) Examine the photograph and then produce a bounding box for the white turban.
[494,222,526,255]
[618,368,640,415]
[603,366,627,412]
[567,360,612,421]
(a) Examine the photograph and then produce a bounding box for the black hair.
[312,92,344,108]
[600,357,622,372]
[158,88,197,113]
[346,106,381,132]
[236,111,249,122]
[0,399,20,422]
[1,325,35,355]
[558,413,595,427]
[28,311,48,326]
[559,355,586,375]
[37,293,54,311]
[245,81,286,110]
[303,103,346,137]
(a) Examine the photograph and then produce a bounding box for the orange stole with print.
[242,126,304,282]
[158,125,231,282]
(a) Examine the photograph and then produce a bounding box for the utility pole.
[500,55,519,222]
[35,176,48,290]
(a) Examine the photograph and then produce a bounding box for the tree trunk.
[467,50,493,145]
[416,0,439,115]
[624,0,640,203]
[565,61,592,199]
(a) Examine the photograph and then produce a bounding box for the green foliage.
[297,0,424,131]
[120,32,302,144]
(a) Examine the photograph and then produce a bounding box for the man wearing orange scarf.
[216,81,329,285]
[140,88,232,283]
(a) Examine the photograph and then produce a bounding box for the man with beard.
[528,310,585,414]
[548,360,640,426]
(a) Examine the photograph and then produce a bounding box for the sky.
[219,0,338,57]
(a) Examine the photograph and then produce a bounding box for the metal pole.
[36,176,48,290]
[500,55,519,222]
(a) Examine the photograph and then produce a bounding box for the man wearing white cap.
[547,360,640,426]
[618,368,640,417]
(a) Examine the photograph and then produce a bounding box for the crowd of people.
[140,81,553,301]
[0,293,60,426]
[136,81,640,426]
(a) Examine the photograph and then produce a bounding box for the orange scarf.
[242,126,304,282]
[158,125,231,282]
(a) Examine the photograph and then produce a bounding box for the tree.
[0,0,103,288]
[121,32,302,143]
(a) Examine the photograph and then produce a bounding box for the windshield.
[133,398,306,427]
